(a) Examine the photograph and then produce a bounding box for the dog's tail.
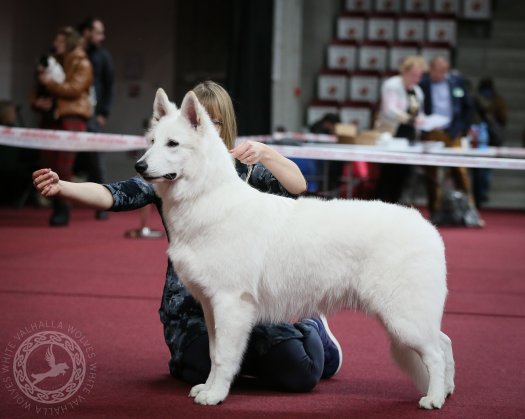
[390,339,429,394]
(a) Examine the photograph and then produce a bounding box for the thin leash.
[245,164,253,183]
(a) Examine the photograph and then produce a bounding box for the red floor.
[1,207,524,418]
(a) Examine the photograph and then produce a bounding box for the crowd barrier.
[1,125,525,170]
[0,126,335,152]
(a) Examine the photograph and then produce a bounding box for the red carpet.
[1,207,524,418]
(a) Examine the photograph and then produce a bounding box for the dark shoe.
[49,206,70,227]
[303,315,343,378]
[95,210,108,220]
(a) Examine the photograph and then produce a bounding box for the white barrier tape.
[269,144,525,171]
[237,132,337,143]
[1,125,525,170]
[0,126,336,152]
[0,126,148,152]
[272,132,337,143]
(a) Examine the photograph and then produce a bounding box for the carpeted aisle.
[0,207,524,418]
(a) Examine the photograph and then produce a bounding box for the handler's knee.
[277,364,320,392]
[258,335,324,392]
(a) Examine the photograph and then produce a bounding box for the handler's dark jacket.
[104,162,306,371]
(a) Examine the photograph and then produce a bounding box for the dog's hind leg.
[440,331,455,397]
[390,332,454,399]
[192,292,256,405]
[416,340,446,409]
[385,318,446,409]
[390,339,429,394]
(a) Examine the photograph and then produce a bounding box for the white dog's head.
[135,88,235,197]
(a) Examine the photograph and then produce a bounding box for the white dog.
[42,56,65,84]
[136,89,455,409]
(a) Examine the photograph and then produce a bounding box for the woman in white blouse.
[375,56,428,203]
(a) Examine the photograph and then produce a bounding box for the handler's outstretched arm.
[32,168,114,210]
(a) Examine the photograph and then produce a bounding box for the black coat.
[87,46,114,118]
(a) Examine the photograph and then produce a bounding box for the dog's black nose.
[135,160,148,174]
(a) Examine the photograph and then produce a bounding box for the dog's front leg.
[189,299,217,398]
[192,292,256,405]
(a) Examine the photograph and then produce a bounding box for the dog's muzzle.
[134,160,177,181]
[135,160,148,175]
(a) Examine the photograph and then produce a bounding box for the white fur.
[45,56,65,84]
[137,89,455,408]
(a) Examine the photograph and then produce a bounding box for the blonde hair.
[192,81,237,150]
[399,55,428,74]
[57,26,82,53]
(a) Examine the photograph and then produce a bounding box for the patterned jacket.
[104,162,306,366]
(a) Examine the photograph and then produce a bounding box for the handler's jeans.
[170,321,325,393]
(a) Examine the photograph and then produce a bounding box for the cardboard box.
[336,125,380,145]
[354,129,381,145]
[355,130,380,145]
[335,123,358,144]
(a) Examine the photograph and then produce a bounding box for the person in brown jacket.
[37,26,93,226]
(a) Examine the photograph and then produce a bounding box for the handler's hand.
[230,141,266,165]
[32,168,61,197]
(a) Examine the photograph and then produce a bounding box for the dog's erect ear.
[153,88,175,121]
[180,91,204,130]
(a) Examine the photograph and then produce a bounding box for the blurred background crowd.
[0,0,524,214]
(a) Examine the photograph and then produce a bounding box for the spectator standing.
[419,56,482,226]
[471,77,507,208]
[75,17,115,220]
[38,26,93,226]
[374,56,427,204]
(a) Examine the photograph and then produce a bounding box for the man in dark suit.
[75,17,115,220]
[419,56,481,226]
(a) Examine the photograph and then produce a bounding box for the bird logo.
[31,344,70,385]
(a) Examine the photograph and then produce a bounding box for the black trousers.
[171,322,324,393]
[375,123,415,203]
[73,117,105,183]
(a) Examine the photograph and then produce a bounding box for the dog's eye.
[150,138,155,145]
[167,139,179,147]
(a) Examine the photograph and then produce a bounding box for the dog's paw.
[418,394,445,409]
[193,388,228,405]
[445,383,455,397]
[189,383,208,398]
